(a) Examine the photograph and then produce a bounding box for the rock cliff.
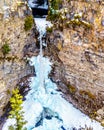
[46,0,104,125]
[0,0,35,120]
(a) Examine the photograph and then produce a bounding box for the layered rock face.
[0,0,35,117]
[46,0,104,124]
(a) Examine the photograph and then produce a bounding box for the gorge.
[0,0,104,130]
[2,16,104,130]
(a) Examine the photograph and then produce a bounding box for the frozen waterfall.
[2,18,104,130]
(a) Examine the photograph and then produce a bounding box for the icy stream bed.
[2,18,104,130]
[2,55,104,130]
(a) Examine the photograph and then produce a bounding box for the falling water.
[34,18,52,94]
[2,6,104,129]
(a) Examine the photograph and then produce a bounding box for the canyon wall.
[46,0,104,125]
[0,0,35,119]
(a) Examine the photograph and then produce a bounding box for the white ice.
[2,18,104,130]
[35,18,52,35]
[28,0,48,9]
[2,55,104,130]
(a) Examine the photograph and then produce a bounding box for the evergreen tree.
[8,88,27,130]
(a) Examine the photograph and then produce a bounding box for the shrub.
[24,15,33,31]
[69,85,76,94]
[9,126,15,130]
[79,90,96,100]
[2,43,11,56]
[46,26,53,33]
[50,0,62,10]
[8,88,27,130]
[48,7,60,21]
[48,0,62,21]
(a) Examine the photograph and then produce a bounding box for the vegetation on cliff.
[47,0,62,21]
[2,43,11,57]
[8,88,27,130]
[24,15,34,31]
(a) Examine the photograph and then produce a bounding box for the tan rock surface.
[47,0,104,124]
[0,1,35,117]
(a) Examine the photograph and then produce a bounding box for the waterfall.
[2,12,104,130]
[36,18,45,93]
[34,18,52,94]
